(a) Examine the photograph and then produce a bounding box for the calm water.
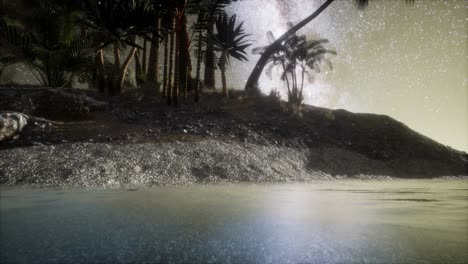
[1,180,467,264]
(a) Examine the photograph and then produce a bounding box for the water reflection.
[1,180,467,263]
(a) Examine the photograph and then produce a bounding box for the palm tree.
[172,4,183,107]
[0,1,95,88]
[146,13,160,87]
[254,29,335,106]
[166,10,175,105]
[134,38,146,86]
[187,0,241,96]
[162,28,169,97]
[205,14,251,100]
[177,6,191,102]
[189,0,238,102]
[287,37,335,105]
[81,0,162,95]
[253,31,292,97]
[244,0,415,93]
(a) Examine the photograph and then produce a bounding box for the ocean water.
[1,180,467,264]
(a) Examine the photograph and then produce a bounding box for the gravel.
[0,140,397,188]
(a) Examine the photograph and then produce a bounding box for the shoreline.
[1,139,466,188]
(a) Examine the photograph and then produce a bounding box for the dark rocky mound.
[297,105,467,176]
[0,86,107,120]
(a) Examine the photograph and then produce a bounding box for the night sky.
[228,0,467,152]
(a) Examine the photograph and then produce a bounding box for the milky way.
[228,0,467,151]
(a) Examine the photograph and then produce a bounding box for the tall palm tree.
[162,29,169,97]
[134,38,146,86]
[177,8,191,102]
[172,4,183,107]
[146,10,160,87]
[205,14,251,100]
[188,0,238,102]
[166,10,175,105]
[287,37,335,105]
[244,0,415,93]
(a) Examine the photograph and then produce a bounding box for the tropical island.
[1,2,468,264]
[0,0,466,187]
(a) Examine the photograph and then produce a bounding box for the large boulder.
[0,112,28,141]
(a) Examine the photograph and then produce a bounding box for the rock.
[0,87,108,120]
[0,112,28,142]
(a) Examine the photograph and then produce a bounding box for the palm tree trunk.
[147,16,160,88]
[134,49,144,87]
[300,64,305,101]
[110,43,121,95]
[173,10,181,107]
[293,66,298,101]
[162,37,169,97]
[116,47,137,94]
[281,61,291,98]
[204,40,216,90]
[244,0,335,93]
[142,39,147,75]
[221,67,228,100]
[179,13,190,101]
[194,24,203,103]
[219,53,228,100]
[167,15,175,106]
[96,49,106,93]
[45,64,52,87]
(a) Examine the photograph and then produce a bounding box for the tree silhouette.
[81,0,167,95]
[204,14,251,100]
[0,1,95,87]
[253,28,335,106]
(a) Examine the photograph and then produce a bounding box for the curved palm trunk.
[134,49,145,87]
[116,47,137,94]
[244,0,335,93]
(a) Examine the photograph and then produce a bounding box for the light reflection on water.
[1,180,467,264]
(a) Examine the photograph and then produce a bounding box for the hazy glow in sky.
[228,0,467,151]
